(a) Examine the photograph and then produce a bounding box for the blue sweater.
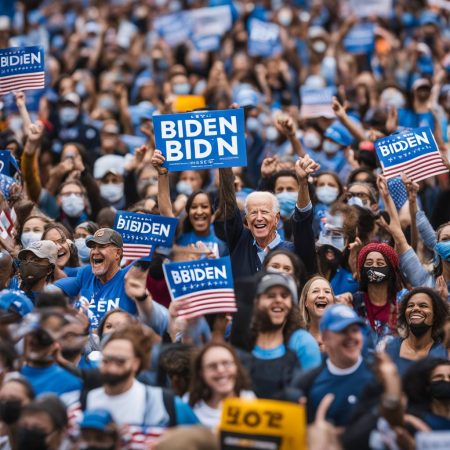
[214,204,316,279]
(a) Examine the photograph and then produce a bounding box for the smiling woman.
[42,223,79,273]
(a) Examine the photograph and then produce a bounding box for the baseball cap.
[324,121,353,147]
[18,240,58,265]
[79,409,115,431]
[0,290,34,320]
[256,272,298,303]
[93,155,125,179]
[60,92,81,106]
[235,86,260,108]
[319,304,365,333]
[86,228,123,248]
[412,78,431,91]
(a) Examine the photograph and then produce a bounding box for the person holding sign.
[214,155,319,279]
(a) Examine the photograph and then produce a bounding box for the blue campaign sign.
[0,150,19,177]
[374,127,448,181]
[114,211,179,260]
[153,108,247,172]
[248,18,282,57]
[343,23,375,54]
[0,46,45,95]
[300,86,336,119]
[163,256,237,318]
[153,12,190,47]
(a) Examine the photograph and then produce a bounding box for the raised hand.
[151,149,168,175]
[261,156,278,178]
[295,154,320,180]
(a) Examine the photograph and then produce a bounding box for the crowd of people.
[0,0,449,449]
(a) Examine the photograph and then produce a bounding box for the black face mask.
[61,347,83,361]
[430,380,450,401]
[17,427,49,450]
[19,261,50,289]
[0,399,22,424]
[361,266,391,284]
[409,323,432,337]
[102,370,133,387]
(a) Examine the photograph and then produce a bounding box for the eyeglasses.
[203,360,236,372]
[61,192,83,197]
[347,191,370,201]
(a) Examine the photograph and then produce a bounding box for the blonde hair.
[299,275,334,327]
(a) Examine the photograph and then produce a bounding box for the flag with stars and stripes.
[163,256,237,319]
[387,177,408,210]
[113,211,178,261]
[374,127,448,182]
[0,46,45,95]
[300,86,335,119]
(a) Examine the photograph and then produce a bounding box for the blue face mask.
[75,238,90,263]
[276,192,297,219]
[435,241,450,262]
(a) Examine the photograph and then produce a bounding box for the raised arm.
[215,167,239,221]
[21,123,44,203]
[151,149,174,218]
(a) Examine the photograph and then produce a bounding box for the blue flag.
[153,108,247,172]
[113,211,178,261]
[247,18,282,57]
[0,46,45,95]
[343,23,375,54]
[374,127,449,182]
[163,256,237,319]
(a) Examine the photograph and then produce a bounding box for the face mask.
[75,238,90,262]
[61,194,85,218]
[430,380,450,401]
[21,231,42,248]
[266,126,279,142]
[348,196,370,210]
[0,399,22,424]
[323,140,341,154]
[102,370,132,386]
[312,40,327,53]
[246,117,260,133]
[278,8,293,27]
[19,261,51,289]
[409,323,432,338]
[176,180,193,196]
[59,107,78,126]
[381,90,405,109]
[76,81,87,98]
[100,183,124,203]
[172,83,190,95]
[17,427,49,450]
[276,192,297,219]
[316,186,338,205]
[435,241,450,262]
[303,131,321,150]
[98,97,117,112]
[361,266,391,284]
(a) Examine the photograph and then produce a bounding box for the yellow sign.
[173,95,206,112]
[219,398,307,450]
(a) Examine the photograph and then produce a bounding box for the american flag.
[375,127,449,182]
[387,177,408,210]
[123,243,153,260]
[0,46,45,95]
[122,425,166,450]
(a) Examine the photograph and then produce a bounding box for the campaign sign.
[163,256,237,319]
[0,150,19,177]
[300,86,335,119]
[153,12,190,47]
[374,127,449,182]
[248,18,282,58]
[343,23,375,54]
[416,431,450,450]
[428,0,450,12]
[220,398,307,450]
[114,211,178,261]
[0,46,45,95]
[153,108,247,171]
[348,0,393,18]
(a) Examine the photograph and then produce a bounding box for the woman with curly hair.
[185,342,254,429]
[384,287,448,375]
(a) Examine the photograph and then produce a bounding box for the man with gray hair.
[215,155,319,278]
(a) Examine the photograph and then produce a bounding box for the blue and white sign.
[114,211,179,260]
[153,13,190,47]
[153,108,247,172]
[374,127,449,182]
[163,256,237,319]
[248,18,282,57]
[0,46,45,95]
[343,23,375,54]
[300,86,336,119]
[0,150,19,177]
[348,0,393,18]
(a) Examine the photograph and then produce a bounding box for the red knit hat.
[357,242,399,272]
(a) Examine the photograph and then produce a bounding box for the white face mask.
[316,186,339,205]
[312,40,327,53]
[304,131,321,149]
[75,237,90,263]
[176,180,193,196]
[100,183,124,203]
[323,140,341,154]
[266,126,279,141]
[348,196,370,209]
[21,231,42,248]
[61,194,85,218]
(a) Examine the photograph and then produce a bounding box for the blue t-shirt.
[176,226,228,256]
[331,268,359,296]
[307,359,374,426]
[54,265,169,334]
[21,364,82,406]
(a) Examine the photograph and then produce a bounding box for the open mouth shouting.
[91,254,106,273]
[408,311,426,324]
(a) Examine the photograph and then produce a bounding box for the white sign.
[349,0,393,18]
[416,432,450,450]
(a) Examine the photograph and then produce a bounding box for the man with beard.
[238,272,320,399]
[85,323,197,445]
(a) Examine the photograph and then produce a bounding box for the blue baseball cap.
[0,289,34,319]
[79,409,115,431]
[319,304,365,333]
[324,121,353,147]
